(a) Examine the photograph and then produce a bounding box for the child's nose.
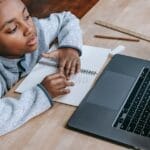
[23,22,32,36]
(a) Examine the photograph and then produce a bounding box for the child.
[0,0,82,136]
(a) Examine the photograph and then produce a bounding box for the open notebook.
[16,45,111,106]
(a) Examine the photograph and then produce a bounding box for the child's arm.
[36,11,82,76]
[37,11,82,55]
[0,74,52,136]
[0,71,73,136]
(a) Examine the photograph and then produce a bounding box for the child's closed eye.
[7,25,17,34]
[24,15,31,21]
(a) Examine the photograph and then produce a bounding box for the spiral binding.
[39,61,97,76]
[39,61,57,68]
[81,69,97,75]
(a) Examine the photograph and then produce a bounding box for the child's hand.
[41,73,74,98]
[42,48,80,77]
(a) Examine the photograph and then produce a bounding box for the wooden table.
[22,0,99,18]
[0,0,150,149]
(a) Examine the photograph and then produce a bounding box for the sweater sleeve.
[0,76,52,136]
[38,11,83,55]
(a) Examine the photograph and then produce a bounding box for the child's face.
[0,0,38,58]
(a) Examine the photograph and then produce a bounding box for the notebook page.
[16,45,111,106]
[54,45,111,106]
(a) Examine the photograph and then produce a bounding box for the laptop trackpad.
[87,71,135,110]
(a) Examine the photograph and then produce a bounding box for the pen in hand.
[38,60,97,76]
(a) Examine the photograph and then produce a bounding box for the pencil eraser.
[109,45,125,56]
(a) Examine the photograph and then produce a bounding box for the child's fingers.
[42,50,58,59]
[45,72,74,87]
[41,53,50,58]
[67,58,80,76]
[69,59,78,76]
[65,59,73,76]
[50,77,73,87]
[59,59,66,73]
[55,79,74,89]
[52,88,70,97]
[59,88,70,95]
[54,80,73,96]
[76,59,81,73]
[64,80,74,87]
[45,73,65,81]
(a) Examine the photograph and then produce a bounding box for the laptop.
[67,54,150,150]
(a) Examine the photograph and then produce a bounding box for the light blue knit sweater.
[0,11,82,136]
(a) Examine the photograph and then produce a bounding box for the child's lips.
[27,35,37,46]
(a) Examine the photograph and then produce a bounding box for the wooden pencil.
[94,35,140,42]
[95,20,150,42]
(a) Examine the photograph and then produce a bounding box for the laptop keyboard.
[113,67,150,137]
